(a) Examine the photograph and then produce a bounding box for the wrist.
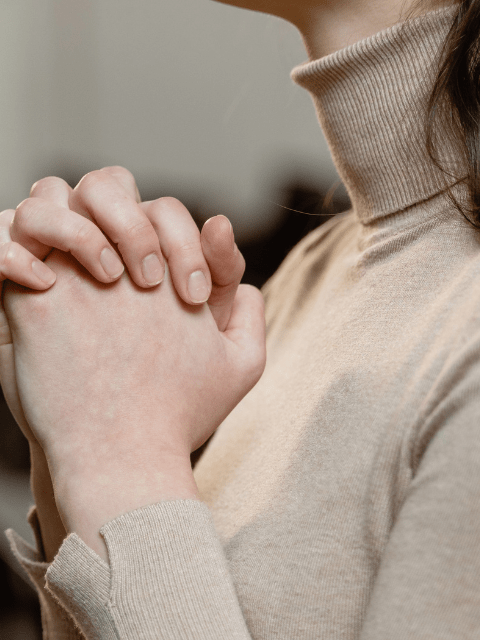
[53,453,199,562]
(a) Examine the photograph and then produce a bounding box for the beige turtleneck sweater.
[6,4,480,638]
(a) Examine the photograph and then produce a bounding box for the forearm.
[54,452,200,562]
[29,441,67,562]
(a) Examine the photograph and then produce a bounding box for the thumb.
[223,283,267,384]
[201,215,245,332]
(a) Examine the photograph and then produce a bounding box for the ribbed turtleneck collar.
[291,4,467,227]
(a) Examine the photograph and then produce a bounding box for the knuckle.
[0,209,15,229]
[5,284,50,321]
[72,220,97,247]
[209,278,237,301]
[15,198,39,225]
[158,196,182,211]
[102,165,134,182]
[30,176,66,194]
[123,218,156,242]
[76,170,106,196]
[210,252,245,295]
[100,167,139,201]
[0,241,17,271]
[177,239,202,258]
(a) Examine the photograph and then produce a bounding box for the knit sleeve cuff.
[46,499,252,640]
[46,532,115,640]
[5,506,85,639]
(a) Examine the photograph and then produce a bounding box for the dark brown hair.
[419,0,480,228]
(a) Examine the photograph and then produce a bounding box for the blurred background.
[0,0,349,637]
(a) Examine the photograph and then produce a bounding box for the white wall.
[0,1,53,210]
[0,0,339,241]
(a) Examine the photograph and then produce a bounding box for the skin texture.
[213,0,446,59]
[3,248,266,560]
[0,168,246,561]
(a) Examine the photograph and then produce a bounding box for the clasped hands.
[0,167,266,561]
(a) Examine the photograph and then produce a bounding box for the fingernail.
[220,215,234,249]
[32,260,56,285]
[188,270,209,303]
[142,253,164,286]
[100,247,125,279]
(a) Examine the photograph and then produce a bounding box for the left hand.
[2,246,265,556]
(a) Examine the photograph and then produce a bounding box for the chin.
[212,0,297,21]
[212,0,262,8]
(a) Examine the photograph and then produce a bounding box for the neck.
[221,0,450,59]
[298,1,425,60]
[290,3,467,228]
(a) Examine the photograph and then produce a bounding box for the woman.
[2,0,480,637]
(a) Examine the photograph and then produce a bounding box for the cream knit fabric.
[7,4,480,638]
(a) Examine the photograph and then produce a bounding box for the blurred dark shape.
[0,175,350,637]
[240,178,350,289]
[0,555,41,639]
[0,396,30,473]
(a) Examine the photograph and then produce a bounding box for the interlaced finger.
[0,209,57,299]
[10,198,126,284]
[69,170,165,288]
[99,166,142,204]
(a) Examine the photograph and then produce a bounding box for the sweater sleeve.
[44,499,253,639]
[21,376,480,640]
[5,506,85,639]
[10,342,480,639]
[360,339,480,638]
